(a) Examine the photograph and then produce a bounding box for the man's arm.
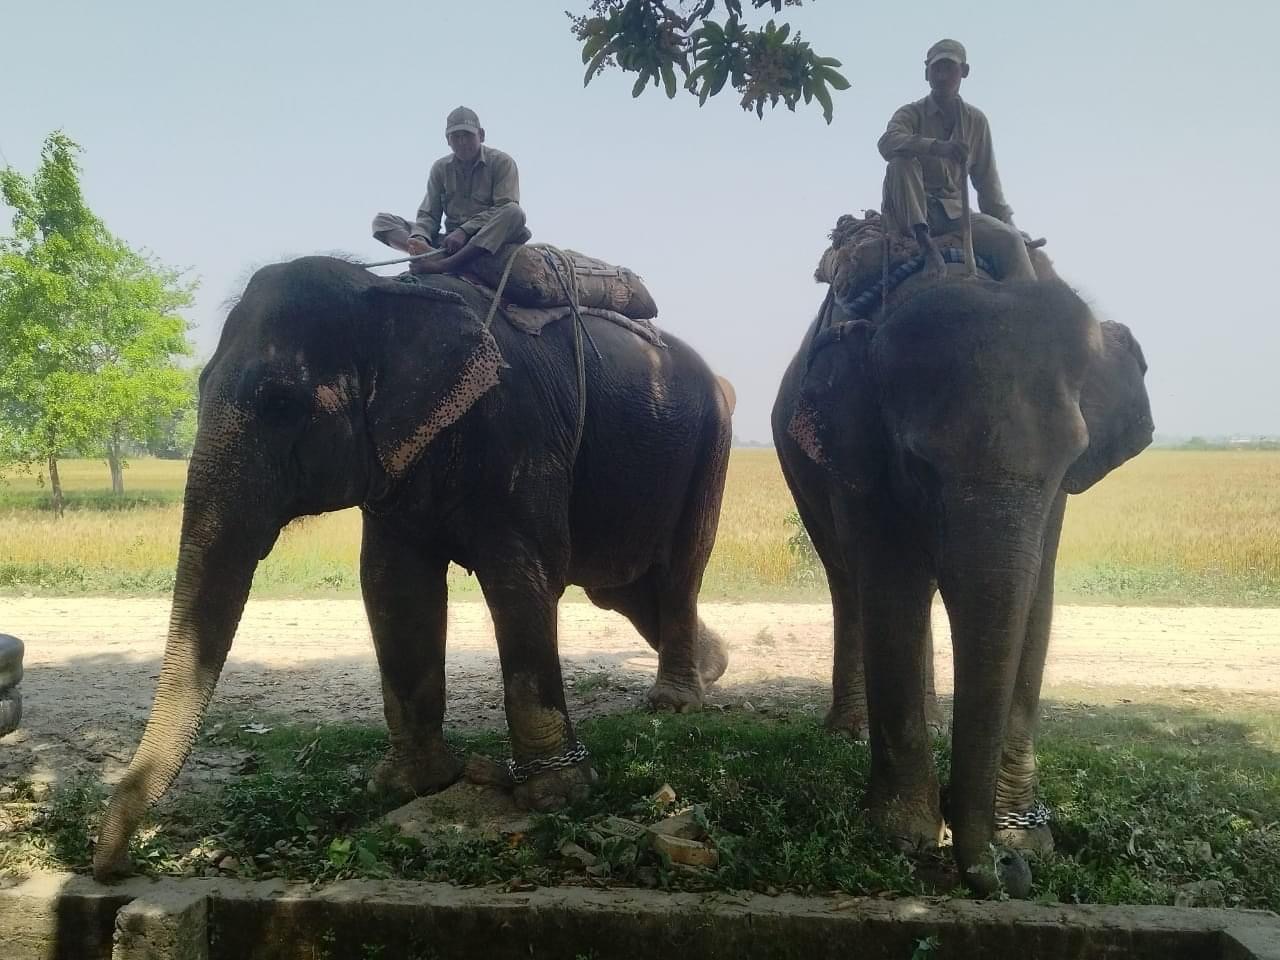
[878,103,938,160]
[968,112,1014,224]
[411,160,447,241]
[457,152,521,237]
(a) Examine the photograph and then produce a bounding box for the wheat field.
[1,450,1277,604]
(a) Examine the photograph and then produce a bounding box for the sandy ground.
[1,598,1278,792]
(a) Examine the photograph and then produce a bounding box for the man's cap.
[925,39,967,67]
[445,106,481,135]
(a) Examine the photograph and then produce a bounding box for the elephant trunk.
[937,481,1048,894]
[93,451,265,881]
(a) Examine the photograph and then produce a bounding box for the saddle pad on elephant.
[815,210,995,319]
[453,274,666,348]
[464,243,659,320]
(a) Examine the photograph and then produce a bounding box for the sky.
[3,0,1278,442]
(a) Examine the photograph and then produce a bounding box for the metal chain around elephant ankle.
[994,799,1053,831]
[505,742,591,785]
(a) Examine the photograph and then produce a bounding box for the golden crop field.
[1,450,1277,604]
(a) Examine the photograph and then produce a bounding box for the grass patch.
[3,450,1280,604]
[3,702,1277,910]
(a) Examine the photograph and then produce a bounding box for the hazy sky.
[4,0,1277,441]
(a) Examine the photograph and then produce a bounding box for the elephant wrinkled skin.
[94,257,732,880]
[772,274,1153,895]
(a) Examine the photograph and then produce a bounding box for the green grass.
[2,450,1279,604]
[4,701,1277,910]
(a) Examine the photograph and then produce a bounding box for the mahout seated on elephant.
[93,255,733,881]
[773,244,1153,896]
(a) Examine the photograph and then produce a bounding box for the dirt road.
[2,598,1278,791]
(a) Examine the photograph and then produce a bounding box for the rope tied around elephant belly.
[994,799,1053,830]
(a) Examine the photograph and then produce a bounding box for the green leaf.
[817,66,851,91]
[632,71,650,98]
[812,80,834,123]
[581,33,607,65]
[708,64,730,98]
[660,61,677,99]
[583,47,610,86]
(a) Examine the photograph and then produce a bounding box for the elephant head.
[93,257,502,880]
[795,277,1151,889]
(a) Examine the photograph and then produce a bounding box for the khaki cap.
[445,106,481,135]
[925,38,967,67]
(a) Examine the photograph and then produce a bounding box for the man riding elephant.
[879,39,1037,282]
[371,106,531,276]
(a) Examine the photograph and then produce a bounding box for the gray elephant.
[772,263,1153,894]
[94,257,732,880]
[0,634,22,736]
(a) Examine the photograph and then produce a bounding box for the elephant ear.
[788,318,883,492]
[363,280,504,480]
[1063,320,1154,494]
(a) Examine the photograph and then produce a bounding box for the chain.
[994,800,1053,831]
[505,742,591,785]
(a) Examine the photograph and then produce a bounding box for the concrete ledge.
[1,872,1277,960]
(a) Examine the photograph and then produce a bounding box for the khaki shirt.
[878,95,1013,224]
[411,145,521,241]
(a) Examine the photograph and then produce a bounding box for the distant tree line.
[1179,437,1280,451]
[0,132,199,514]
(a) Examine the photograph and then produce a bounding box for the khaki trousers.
[881,157,1035,282]
[370,204,531,255]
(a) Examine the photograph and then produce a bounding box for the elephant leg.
[995,492,1065,856]
[825,569,869,740]
[479,537,593,812]
[861,539,944,852]
[588,573,727,706]
[360,517,462,803]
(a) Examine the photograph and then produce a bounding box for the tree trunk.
[47,454,64,518]
[107,436,125,496]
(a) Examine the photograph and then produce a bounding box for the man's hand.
[932,140,969,165]
[407,236,431,256]
[443,229,469,255]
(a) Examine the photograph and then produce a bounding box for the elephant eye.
[254,380,307,422]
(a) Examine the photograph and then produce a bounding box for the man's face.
[447,129,483,164]
[927,58,966,99]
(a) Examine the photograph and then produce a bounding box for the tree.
[0,132,196,513]
[570,0,850,122]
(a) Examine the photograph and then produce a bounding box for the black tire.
[0,635,22,691]
[0,690,20,737]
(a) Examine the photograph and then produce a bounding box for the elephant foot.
[696,623,729,687]
[961,846,1033,899]
[995,816,1055,857]
[367,743,464,805]
[867,792,945,853]
[647,675,704,713]
[513,760,596,812]
[824,702,869,741]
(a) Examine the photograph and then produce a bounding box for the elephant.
[772,262,1153,895]
[93,256,733,880]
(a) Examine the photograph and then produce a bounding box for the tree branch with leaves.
[570,0,849,122]
[0,132,196,513]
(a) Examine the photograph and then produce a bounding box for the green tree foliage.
[0,132,196,512]
[570,0,849,122]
